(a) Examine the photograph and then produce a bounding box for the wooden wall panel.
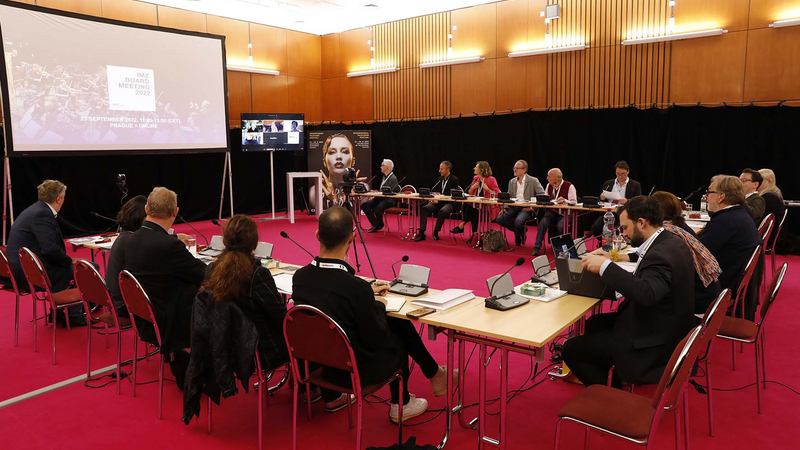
[749,0,800,29]
[287,31,321,79]
[670,31,746,104]
[525,0,549,49]
[37,0,101,16]
[321,34,342,78]
[250,24,287,74]
[227,70,252,126]
[339,28,373,73]
[525,55,547,108]
[451,3,497,59]
[744,26,800,101]
[341,76,373,121]
[496,57,527,110]
[497,0,529,56]
[157,6,206,33]
[101,0,157,25]
[673,0,750,33]
[374,67,450,119]
[288,77,321,122]
[376,13,448,69]
[321,78,343,122]
[207,16,249,67]
[251,74,288,113]
[452,59,496,114]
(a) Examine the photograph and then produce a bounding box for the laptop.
[555,256,615,299]
[530,255,559,286]
[549,233,587,260]
[484,273,530,311]
[389,264,431,297]
[198,235,224,257]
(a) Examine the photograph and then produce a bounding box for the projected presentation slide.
[0,3,229,155]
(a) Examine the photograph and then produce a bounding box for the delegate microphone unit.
[530,255,559,286]
[389,264,431,297]
[485,273,530,311]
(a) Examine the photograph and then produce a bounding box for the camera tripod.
[340,185,377,280]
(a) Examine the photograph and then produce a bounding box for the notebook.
[411,289,474,311]
[383,296,406,312]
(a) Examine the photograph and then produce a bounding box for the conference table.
[269,261,600,450]
[352,191,618,246]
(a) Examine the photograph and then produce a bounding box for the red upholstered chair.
[717,263,788,414]
[766,209,788,274]
[554,326,704,450]
[728,246,761,370]
[18,247,83,364]
[693,289,732,437]
[0,246,30,347]
[118,270,165,419]
[383,185,416,235]
[756,214,775,295]
[73,260,132,394]
[283,305,404,450]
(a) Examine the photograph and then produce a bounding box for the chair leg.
[104,321,110,349]
[553,418,564,450]
[674,405,683,450]
[14,293,19,347]
[86,316,93,378]
[116,328,122,395]
[207,396,212,434]
[52,308,59,365]
[705,359,714,437]
[258,371,264,450]
[158,354,164,420]
[292,382,299,450]
[683,389,690,450]
[132,338,138,397]
[731,341,737,371]
[347,391,354,430]
[355,395,363,450]
[761,332,768,390]
[64,308,71,332]
[33,299,37,353]
[584,427,590,450]
[755,341,763,414]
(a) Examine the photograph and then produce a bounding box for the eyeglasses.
[706,190,720,195]
[739,178,753,183]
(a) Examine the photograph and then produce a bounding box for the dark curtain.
[3,106,798,237]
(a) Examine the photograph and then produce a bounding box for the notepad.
[411,289,474,311]
[273,273,294,295]
[383,296,406,312]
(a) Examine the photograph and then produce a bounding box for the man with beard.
[561,196,695,387]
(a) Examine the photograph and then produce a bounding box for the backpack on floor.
[482,230,507,253]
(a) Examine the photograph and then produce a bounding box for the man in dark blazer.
[563,196,695,387]
[414,160,460,241]
[5,180,85,325]
[740,168,765,224]
[591,160,644,238]
[361,159,399,233]
[495,160,545,246]
[124,187,206,371]
[700,175,761,319]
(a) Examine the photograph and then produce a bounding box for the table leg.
[498,349,509,450]
[288,175,295,224]
[437,329,455,449]
[478,343,487,448]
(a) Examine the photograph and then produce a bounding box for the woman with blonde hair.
[758,168,786,245]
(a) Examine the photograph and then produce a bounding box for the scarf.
[662,222,722,288]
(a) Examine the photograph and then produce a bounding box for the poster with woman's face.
[307,130,372,205]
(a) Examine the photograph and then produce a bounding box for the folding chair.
[693,289,732,436]
[0,246,30,347]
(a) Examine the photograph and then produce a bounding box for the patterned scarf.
[662,222,722,287]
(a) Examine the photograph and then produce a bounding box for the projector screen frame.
[0,0,231,157]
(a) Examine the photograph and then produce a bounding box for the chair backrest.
[73,260,114,311]
[400,185,416,194]
[732,246,761,314]
[0,246,23,294]
[18,247,53,294]
[767,209,789,251]
[118,270,162,344]
[757,214,775,245]
[698,289,732,360]
[652,326,704,410]
[756,263,788,328]
[283,305,355,373]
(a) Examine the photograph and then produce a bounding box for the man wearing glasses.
[739,168,765,224]
[361,159,398,233]
[495,160,544,247]
[698,175,761,318]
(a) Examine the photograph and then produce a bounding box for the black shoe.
[450,226,464,234]
[515,235,522,247]
[68,315,88,327]
[532,246,541,257]
[367,226,378,233]
[432,231,440,241]
[413,234,426,242]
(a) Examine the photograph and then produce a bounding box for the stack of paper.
[514,286,568,303]
[411,289,474,310]
[383,296,406,312]
[273,273,294,295]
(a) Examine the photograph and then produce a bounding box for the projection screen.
[0,1,229,156]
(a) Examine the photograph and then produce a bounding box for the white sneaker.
[388,395,428,423]
[431,365,458,397]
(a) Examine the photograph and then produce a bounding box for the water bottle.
[602,209,615,251]
[700,194,708,213]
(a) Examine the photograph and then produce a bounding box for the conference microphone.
[431,177,443,192]
[559,234,593,259]
[391,255,410,282]
[363,175,377,187]
[647,185,656,197]
[393,176,407,193]
[280,231,315,259]
[488,257,525,300]
[682,185,706,203]
[211,219,223,228]
[177,214,210,247]
[89,211,117,223]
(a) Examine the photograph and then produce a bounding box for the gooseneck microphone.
[488,258,525,299]
[559,234,593,258]
[647,185,656,197]
[89,211,117,223]
[682,185,706,203]
[211,218,223,228]
[177,214,210,247]
[393,176,408,193]
[280,231,315,259]
[391,255,410,282]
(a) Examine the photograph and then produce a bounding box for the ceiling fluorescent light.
[227,65,280,76]
[347,67,399,77]
[622,28,727,45]
[419,56,484,68]
[508,44,589,58]
[770,18,800,28]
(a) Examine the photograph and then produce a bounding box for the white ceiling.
[140,0,502,35]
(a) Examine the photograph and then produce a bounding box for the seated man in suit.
[740,168,765,224]
[591,160,643,238]
[124,187,206,385]
[293,207,452,422]
[700,175,761,319]
[414,160,460,241]
[563,196,695,387]
[5,180,85,326]
[495,160,545,246]
[532,168,578,256]
[361,159,399,233]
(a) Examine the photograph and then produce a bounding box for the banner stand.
[218,151,234,220]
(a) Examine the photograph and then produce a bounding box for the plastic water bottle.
[602,209,615,251]
[700,194,708,213]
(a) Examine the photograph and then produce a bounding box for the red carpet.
[1,211,798,449]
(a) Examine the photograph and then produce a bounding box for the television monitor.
[241,113,304,152]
